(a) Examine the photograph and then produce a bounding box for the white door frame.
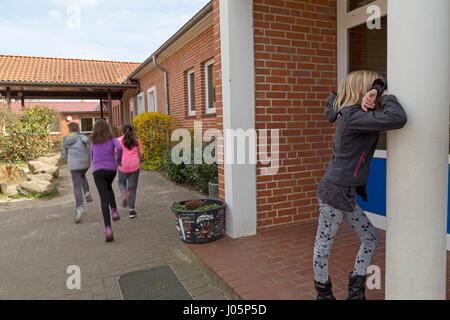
[337,0,387,84]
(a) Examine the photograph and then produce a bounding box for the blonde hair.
[333,70,381,111]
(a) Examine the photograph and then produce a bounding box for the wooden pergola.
[0,82,137,123]
[0,55,141,124]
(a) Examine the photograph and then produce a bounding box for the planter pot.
[208,182,219,200]
[171,199,225,244]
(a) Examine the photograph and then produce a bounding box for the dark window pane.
[349,16,387,75]
[207,64,215,109]
[189,73,195,111]
[348,0,377,12]
[349,16,387,150]
[81,118,93,132]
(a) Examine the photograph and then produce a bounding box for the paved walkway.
[0,165,229,300]
[187,221,450,300]
[1,165,448,300]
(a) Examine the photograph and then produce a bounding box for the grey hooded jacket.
[62,133,91,171]
[322,92,407,188]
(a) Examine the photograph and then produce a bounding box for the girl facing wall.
[313,70,407,300]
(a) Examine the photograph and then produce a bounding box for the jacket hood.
[63,133,88,147]
[325,92,339,123]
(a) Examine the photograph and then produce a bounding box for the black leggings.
[93,170,117,228]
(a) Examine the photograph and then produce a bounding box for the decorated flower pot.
[171,199,225,244]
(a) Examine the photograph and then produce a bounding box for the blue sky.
[0,0,210,63]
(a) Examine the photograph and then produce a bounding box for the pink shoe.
[105,226,114,242]
[111,208,120,221]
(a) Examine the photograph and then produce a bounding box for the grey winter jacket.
[322,92,407,188]
[62,133,91,171]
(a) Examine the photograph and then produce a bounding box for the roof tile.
[0,55,141,85]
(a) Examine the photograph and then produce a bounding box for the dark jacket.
[322,92,407,190]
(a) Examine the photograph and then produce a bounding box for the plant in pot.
[171,198,225,244]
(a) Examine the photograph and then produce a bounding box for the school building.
[7,100,111,137]
[0,0,448,299]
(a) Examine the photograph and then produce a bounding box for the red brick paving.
[187,219,450,300]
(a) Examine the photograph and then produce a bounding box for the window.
[80,118,94,133]
[136,93,145,115]
[147,86,157,113]
[348,16,387,74]
[338,0,387,150]
[80,118,105,134]
[187,69,195,117]
[347,0,377,12]
[49,115,61,135]
[204,59,216,114]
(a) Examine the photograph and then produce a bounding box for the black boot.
[314,278,336,300]
[346,272,367,300]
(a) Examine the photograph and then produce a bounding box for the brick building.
[8,100,111,137]
[109,0,449,248]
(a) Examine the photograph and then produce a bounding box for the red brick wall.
[59,112,108,137]
[212,0,225,201]
[253,0,337,231]
[138,25,218,133]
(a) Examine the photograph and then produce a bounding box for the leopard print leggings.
[313,198,382,283]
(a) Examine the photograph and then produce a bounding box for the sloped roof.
[8,101,110,113]
[0,55,141,85]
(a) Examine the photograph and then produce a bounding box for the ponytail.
[122,124,138,150]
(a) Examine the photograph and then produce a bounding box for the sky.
[0,0,210,63]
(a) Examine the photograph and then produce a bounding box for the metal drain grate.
[116,265,193,300]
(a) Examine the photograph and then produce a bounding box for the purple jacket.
[90,138,123,173]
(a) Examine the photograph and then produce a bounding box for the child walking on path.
[313,70,407,300]
[62,122,92,223]
[90,119,123,242]
[117,124,143,219]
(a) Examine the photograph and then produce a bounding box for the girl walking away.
[117,124,143,219]
[62,122,93,223]
[90,119,123,242]
[313,70,407,300]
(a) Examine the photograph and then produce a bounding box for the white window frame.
[204,58,216,114]
[187,68,196,117]
[147,86,157,113]
[337,0,387,84]
[136,92,145,115]
[79,117,106,134]
[79,117,95,134]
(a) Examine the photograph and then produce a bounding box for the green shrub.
[162,136,218,193]
[0,105,60,162]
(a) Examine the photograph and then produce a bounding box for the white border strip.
[365,211,450,251]
[375,149,450,165]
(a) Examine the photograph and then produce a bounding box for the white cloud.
[48,9,62,19]
[50,0,102,8]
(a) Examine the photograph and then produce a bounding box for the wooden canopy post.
[100,99,104,119]
[6,87,11,109]
[20,93,25,109]
[107,90,113,126]
[120,100,124,126]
